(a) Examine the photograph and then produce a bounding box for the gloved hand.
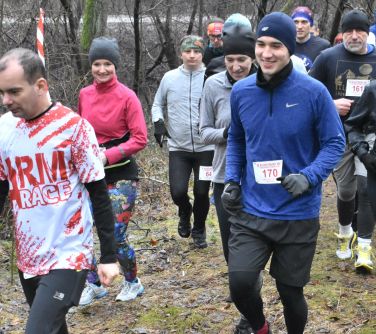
[153,119,170,147]
[223,125,230,139]
[221,182,242,214]
[277,174,310,198]
[360,152,376,174]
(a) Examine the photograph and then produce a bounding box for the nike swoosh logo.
[286,103,299,108]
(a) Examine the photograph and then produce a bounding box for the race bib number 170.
[253,160,283,184]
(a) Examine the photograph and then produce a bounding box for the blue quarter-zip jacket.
[225,69,345,220]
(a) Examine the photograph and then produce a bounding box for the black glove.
[153,119,170,147]
[360,152,376,174]
[221,182,242,214]
[277,174,310,198]
[223,125,230,139]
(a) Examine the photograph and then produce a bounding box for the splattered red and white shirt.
[0,103,104,276]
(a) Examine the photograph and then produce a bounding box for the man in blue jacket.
[222,12,345,334]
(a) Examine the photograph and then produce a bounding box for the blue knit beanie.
[256,12,296,55]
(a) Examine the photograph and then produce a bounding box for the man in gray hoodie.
[152,35,214,248]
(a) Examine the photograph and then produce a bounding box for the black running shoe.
[234,315,254,334]
[192,233,208,249]
[178,210,192,238]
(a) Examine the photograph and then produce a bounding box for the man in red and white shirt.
[0,48,119,334]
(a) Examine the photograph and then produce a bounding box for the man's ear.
[35,77,48,94]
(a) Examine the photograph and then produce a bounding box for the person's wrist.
[223,126,229,139]
[224,181,239,191]
[100,152,107,165]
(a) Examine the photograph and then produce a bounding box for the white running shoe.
[79,283,108,306]
[115,278,144,301]
[335,232,357,259]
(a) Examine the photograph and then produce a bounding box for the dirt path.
[0,162,375,333]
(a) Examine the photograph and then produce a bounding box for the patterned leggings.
[87,180,138,284]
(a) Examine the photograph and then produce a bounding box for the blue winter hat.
[256,12,297,55]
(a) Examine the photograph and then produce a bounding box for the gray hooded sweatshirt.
[199,71,232,183]
[152,64,214,152]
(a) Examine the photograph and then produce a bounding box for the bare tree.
[133,0,141,94]
[150,0,179,70]
[186,0,198,35]
[0,0,4,52]
[329,0,348,44]
[80,0,109,53]
[60,0,83,73]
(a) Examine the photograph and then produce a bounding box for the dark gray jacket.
[346,81,376,157]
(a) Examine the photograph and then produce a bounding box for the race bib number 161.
[346,79,370,97]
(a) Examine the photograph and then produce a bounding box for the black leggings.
[368,171,376,219]
[229,271,307,334]
[356,175,375,239]
[169,150,213,235]
[213,182,231,263]
[19,269,87,334]
[337,176,374,238]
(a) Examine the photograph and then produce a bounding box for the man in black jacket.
[310,9,376,272]
[345,81,376,271]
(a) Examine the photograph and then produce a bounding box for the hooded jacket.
[151,64,214,152]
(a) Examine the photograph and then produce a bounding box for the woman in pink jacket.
[78,37,147,305]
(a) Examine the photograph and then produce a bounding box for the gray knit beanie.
[88,37,120,68]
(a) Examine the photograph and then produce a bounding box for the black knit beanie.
[341,9,370,33]
[222,13,255,58]
[88,37,120,69]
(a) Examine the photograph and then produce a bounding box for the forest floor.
[0,145,375,334]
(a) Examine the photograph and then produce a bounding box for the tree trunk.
[133,0,141,94]
[256,0,268,25]
[317,0,330,38]
[0,0,4,52]
[80,0,109,74]
[60,0,82,73]
[187,0,198,35]
[95,0,108,36]
[152,0,179,70]
[329,0,347,45]
[198,0,203,36]
[81,0,95,52]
